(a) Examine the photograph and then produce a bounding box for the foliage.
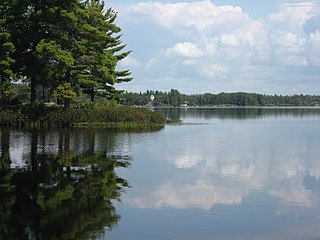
[53,83,77,100]
[0,1,16,104]
[76,1,132,103]
[0,0,132,108]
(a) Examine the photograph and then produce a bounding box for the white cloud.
[127,0,244,31]
[181,59,199,66]
[274,31,304,48]
[270,31,309,66]
[167,42,204,58]
[219,34,241,47]
[267,2,320,67]
[241,21,268,47]
[269,2,317,34]
[201,63,229,78]
[114,0,320,94]
[307,30,320,65]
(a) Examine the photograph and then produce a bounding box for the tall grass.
[0,109,24,127]
[0,105,166,129]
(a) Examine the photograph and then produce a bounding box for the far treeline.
[0,0,132,109]
[120,89,320,107]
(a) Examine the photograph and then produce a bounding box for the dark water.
[1,107,320,240]
[0,129,131,240]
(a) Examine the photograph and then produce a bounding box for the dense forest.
[0,0,132,109]
[120,89,320,107]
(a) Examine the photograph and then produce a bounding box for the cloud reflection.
[122,119,320,215]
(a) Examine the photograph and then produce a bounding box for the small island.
[0,0,165,129]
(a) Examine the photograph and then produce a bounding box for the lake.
[1,107,320,240]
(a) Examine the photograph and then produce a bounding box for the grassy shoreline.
[0,105,167,129]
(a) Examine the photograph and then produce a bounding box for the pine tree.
[6,0,59,104]
[76,0,132,103]
[0,0,16,104]
[1,0,132,107]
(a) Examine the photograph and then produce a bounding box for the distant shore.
[120,90,320,107]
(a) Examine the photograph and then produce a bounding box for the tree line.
[120,89,320,107]
[0,0,132,109]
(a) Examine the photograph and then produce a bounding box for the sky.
[106,0,320,95]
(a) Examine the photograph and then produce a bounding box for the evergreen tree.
[41,0,81,108]
[0,0,16,104]
[76,0,132,103]
[5,0,61,105]
[1,0,132,108]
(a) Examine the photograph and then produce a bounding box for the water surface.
[1,107,320,240]
[0,129,131,239]
[110,107,320,240]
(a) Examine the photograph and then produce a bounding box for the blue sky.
[106,0,320,94]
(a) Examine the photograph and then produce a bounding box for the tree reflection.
[0,128,10,170]
[156,107,320,122]
[0,129,131,240]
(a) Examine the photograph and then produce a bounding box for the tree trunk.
[64,68,71,110]
[0,128,11,170]
[91,87,95,103]
[64,98,70,110]
[42,86,45,102]
[30,131,38,172]
[30,76,38,105]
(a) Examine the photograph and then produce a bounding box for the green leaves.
[0,10,16,103]
[1,42,14,52]
[35,40,74,87]
[74,0,132,103]
[36,40,74,67]
[54,83,77,99]
[0,0,132,107]
[60,9,77,22]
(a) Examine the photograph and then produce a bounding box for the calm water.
[1,107,320,240]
